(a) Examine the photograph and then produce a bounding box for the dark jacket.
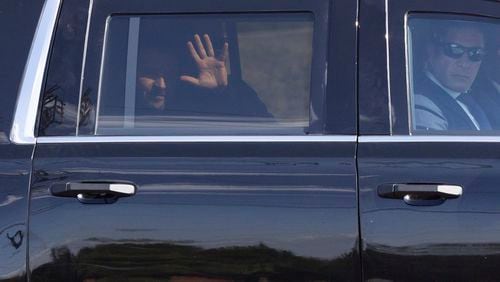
[414,76,480,131]
[137,77,271,118]
[475,79,500,130]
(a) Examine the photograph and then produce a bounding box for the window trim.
[10,0,62,145]
[359,135,500,143]
[37,135,500,144]
[385,0,394,135]
[37,135,357,144]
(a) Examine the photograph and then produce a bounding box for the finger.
[180,75,200,86]
[204,34,215,57]
[194,34,208,58]
[215,62,228,87]
[217,70,228,87]
[220,42,229,61]
[187,41,201,63]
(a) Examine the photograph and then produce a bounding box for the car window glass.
[95,13,314,136]
[407,15,500,134]
[38,0,89,136]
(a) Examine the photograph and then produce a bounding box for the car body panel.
[29,142,360,280]
[358,0,500,280]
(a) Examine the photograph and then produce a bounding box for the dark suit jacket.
[414,76,478,131]
[475,79,500,130]
[137,77,271,118]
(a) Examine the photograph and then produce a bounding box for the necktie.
[457,93,492,130]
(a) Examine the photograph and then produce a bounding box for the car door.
[24,0,360,280]
[0,1,45,280]
[358,0,500,280]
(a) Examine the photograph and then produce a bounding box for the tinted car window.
[407,15,500,134]
[96,13,313,136]
[38,0,89,136]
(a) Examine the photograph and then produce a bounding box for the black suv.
[1,0,500,281]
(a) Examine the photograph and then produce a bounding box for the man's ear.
[426,43,434,55]
[425,43,437,61]
[423,43,438,73]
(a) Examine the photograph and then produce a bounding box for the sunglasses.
[437,42,486,62]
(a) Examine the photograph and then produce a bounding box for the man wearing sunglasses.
[414,21,491,131]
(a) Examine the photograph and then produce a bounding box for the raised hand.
[180,34,229,89]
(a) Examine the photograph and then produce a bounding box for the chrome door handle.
[377,184,462,206]
[50,182,136,204]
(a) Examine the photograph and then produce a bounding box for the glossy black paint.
[30,0,361,279]
[359,142,500,281]
[0,1,44,281]
[359,0,500,279]
[0,146,34,282]
[18,0,500,280]
[30,142,360,281]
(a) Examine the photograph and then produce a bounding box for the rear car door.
[358,0,500,280]
[23,0,360,280]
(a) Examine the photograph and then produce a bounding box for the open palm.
[180,34,229,89]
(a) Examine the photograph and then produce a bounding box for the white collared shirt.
[425,71,481,130]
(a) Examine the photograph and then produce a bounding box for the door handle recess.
[377,184,462,206]
[50,182,136,204]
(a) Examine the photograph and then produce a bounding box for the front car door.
[20,0,360,280]
[358,0,500,280]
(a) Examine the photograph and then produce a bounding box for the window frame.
[385,0,500,136]
[9,0,62,144]
[405,13,499,135]
[77,0,332,137]
[11,0,359,143]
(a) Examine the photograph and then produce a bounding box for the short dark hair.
[429,20,485,45]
